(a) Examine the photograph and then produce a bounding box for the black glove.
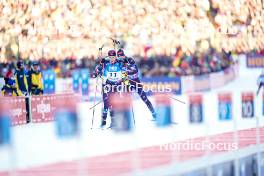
[93,65,103,78]
[101,58,106,64]
[124,58,129,64]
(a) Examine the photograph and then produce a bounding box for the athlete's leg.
[101,84,109,127]
[131,78,156,119]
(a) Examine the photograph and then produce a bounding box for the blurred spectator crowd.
[0,48,234,78]
[137,48,234,77]
[0,0,262,77]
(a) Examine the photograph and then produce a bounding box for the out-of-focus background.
[0,0,263,78]
[0,0,264,176]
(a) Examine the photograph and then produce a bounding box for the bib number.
[107,71,121,82]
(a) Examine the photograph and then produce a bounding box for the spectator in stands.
[0,0,263,61]
[28,61,43,95]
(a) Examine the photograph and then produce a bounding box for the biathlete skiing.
[93,48,156,129]
[94,49,126,128]
[116,49,157,120]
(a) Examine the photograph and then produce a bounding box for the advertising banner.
[193,74,210,92]
[72,70,80,93]
[218,92,232,120]
[141,76,181,95]
[43,70,56,94]
[189,94,203,123]
[81,69,90,96]
[241,92,254,118]
[31,93,77,123]
[247,54,264,68]
[210,72,225,89]
[0,97,27,126]
[223,67,235,84]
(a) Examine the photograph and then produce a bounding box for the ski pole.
[90,99,103,110]
[126,78,186,104]
[131,100,136,127]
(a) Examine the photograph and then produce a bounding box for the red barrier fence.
[31,95,56,123]
[31,93,80,123]
[0,93,80,125]
[10,97,28,126]
[0,97,27,126]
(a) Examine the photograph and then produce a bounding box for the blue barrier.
[0,114,11,145]
[72,70,80,93]
[55,109,79,138]
[72,69,90,95]
[111,94,134,132]
[262,93,264,116]
[261,152,264,175]
[141,76,181,95]
[218,93,232,120]
[155,94,172,127]
[43,70,56,94]
[81,69,90,96]
[212,161,234,176]
[189,95,203,123]
[239,155,257,176]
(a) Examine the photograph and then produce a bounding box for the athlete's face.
[109,56,116,63]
